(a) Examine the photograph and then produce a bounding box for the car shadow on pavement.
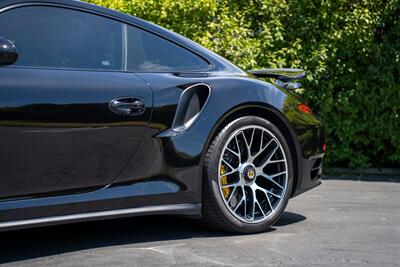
[0,211,305,264]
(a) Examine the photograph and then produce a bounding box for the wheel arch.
[200,102,303,198]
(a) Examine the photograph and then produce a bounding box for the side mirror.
[0,36,18,66]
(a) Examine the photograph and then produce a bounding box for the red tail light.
[323,143,327,152]
[297,103,312,114]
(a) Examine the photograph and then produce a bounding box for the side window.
[126,26,210,72]
[0,6,123,70]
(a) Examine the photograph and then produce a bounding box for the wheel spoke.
[257,173,284,190]
[269,171,287,179]
[265,191,274,211]
[226,147,239,157]
[226,185,238,203]
[268,190,283,199]
[221,182,240,189]
[233,197,244,212]
[249,128,255,148]
[269,159,286,164]
[252,138,274,161]
[258,142,280,168]
[242,186,247,219]
[255,185,274,211]
[255,184,283,199]
[256,200,266,218]
[241,128,258,162]
[234,135,242,164]
[221,159,236,172]
[219,169,238,178]
[251,188,256,221]
[240,131,251,161]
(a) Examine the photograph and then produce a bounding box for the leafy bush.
[86,0,400,167]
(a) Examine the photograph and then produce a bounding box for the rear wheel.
[202,116,293,233]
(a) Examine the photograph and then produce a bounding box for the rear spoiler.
[248,68,305,81]
[248,68,305,90]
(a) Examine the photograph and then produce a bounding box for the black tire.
[202,116,293,234]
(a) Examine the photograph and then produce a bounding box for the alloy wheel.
[218,125,288,223]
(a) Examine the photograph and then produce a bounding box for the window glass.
[0,6,123,70]
[126,26,209,72]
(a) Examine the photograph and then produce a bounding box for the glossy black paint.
[0,0,324,230]
[0,67,152,199]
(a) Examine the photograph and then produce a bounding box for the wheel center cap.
[241,164,257,184]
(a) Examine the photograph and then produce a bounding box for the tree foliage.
[87,0,400,167]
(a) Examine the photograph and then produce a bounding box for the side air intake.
[172,83,211,132]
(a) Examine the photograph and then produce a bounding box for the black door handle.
[109,97,145,116]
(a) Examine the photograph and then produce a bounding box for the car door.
[0,5,152,199]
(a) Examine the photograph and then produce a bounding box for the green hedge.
[86,0,400,168]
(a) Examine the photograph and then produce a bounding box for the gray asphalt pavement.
[0,179,399,266]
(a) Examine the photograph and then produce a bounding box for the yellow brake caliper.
[220,164,230,198]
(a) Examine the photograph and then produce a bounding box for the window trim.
[0,2,214,73]
[122,24,128,71]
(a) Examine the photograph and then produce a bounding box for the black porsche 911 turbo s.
[0,0,325,233]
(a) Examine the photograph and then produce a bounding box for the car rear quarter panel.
[114,74,305,204]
